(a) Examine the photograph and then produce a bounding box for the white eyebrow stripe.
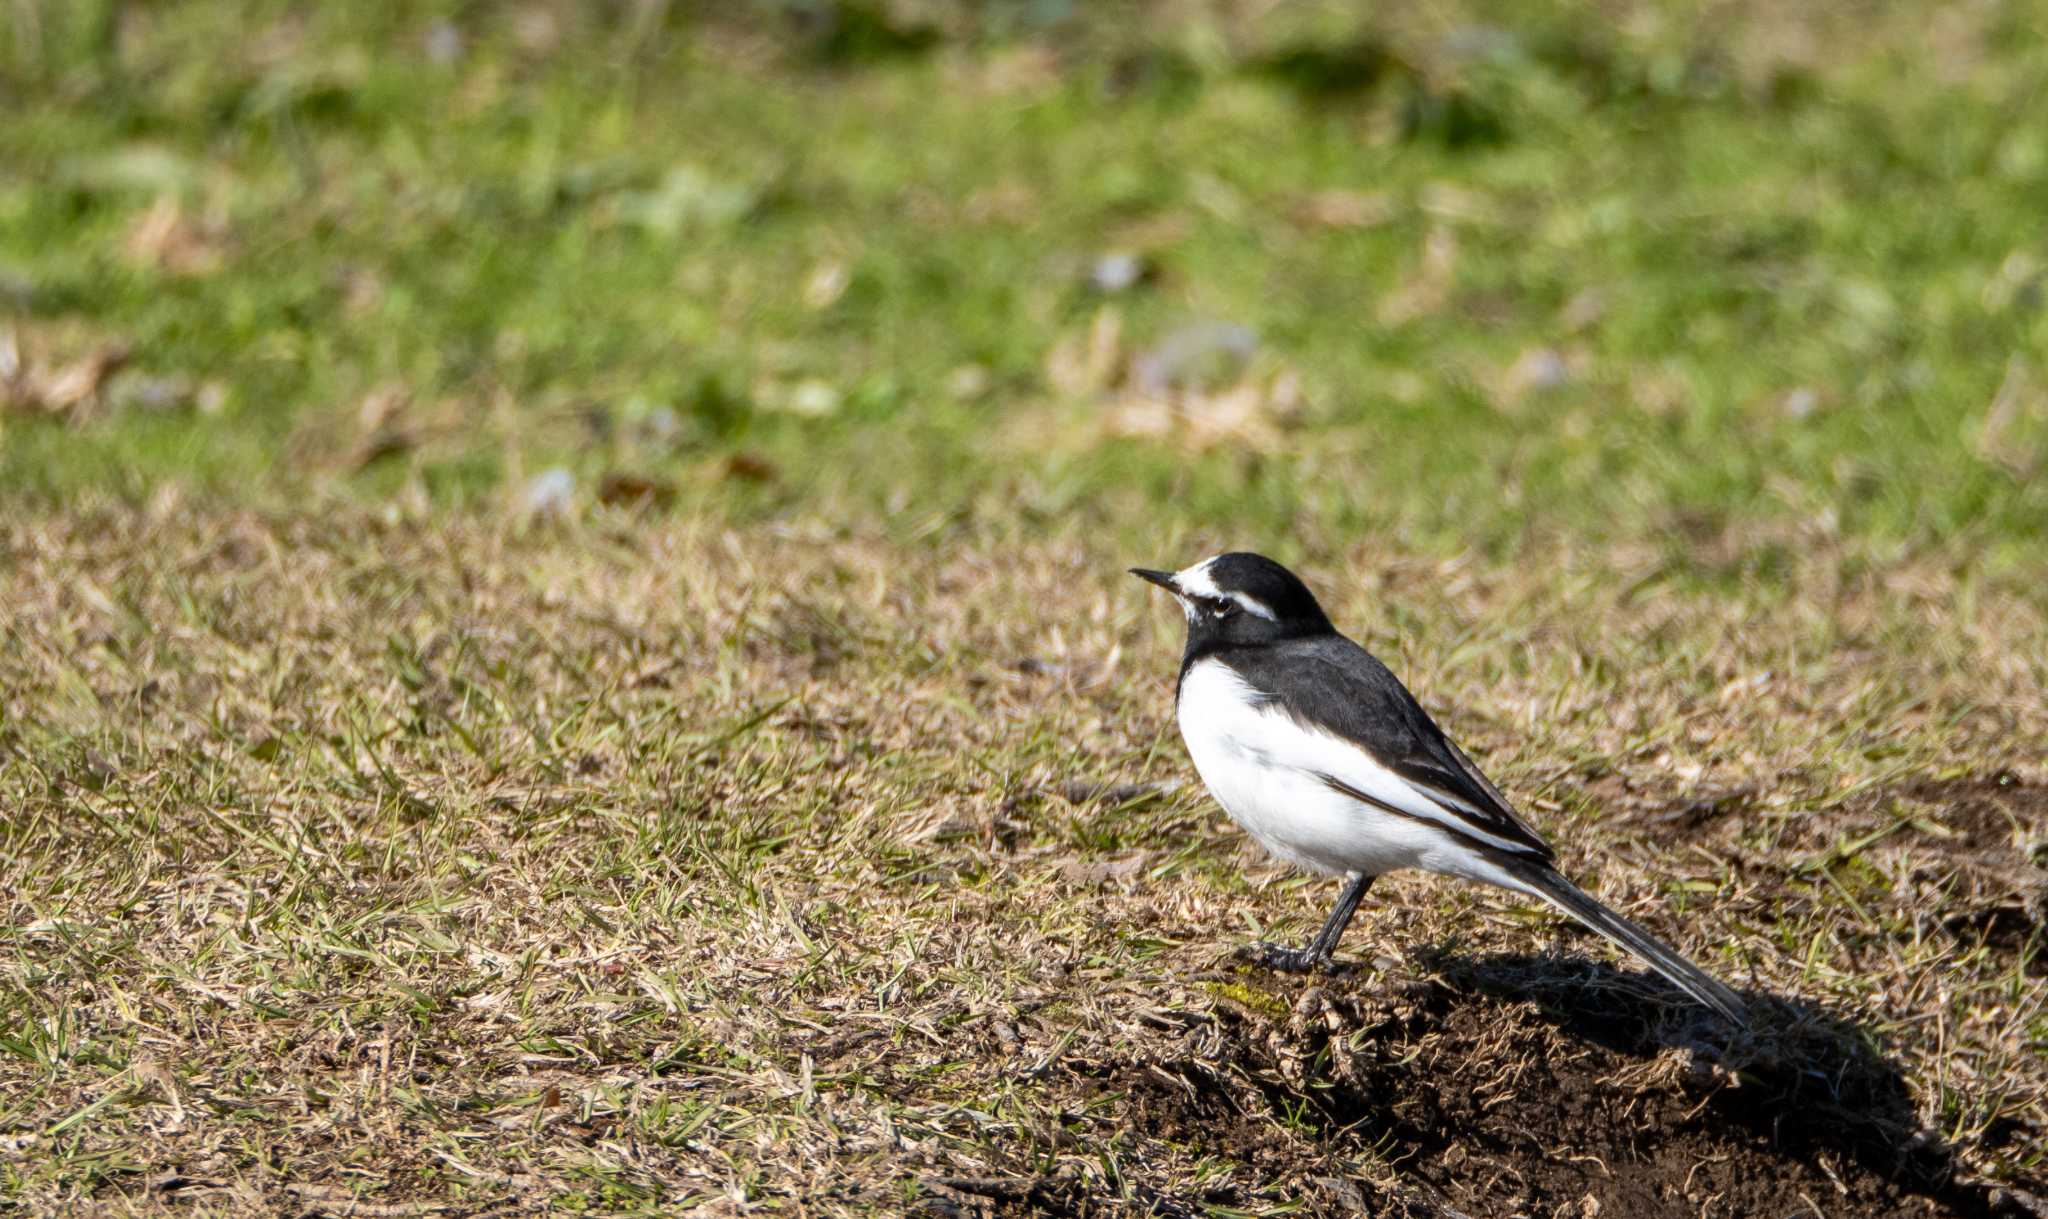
[1226,591,1275,620]
[1173,559,1222,600]
[1173,558,1276,621]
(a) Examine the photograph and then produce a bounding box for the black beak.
[1129,568,1179,592]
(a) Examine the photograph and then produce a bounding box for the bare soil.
[936,957,2048,1218]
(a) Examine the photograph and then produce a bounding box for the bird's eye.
[1211,598,1238,618]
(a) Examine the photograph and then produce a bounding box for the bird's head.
[1130,552,1334,648]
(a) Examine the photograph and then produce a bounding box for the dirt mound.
[940,959,2048,1218]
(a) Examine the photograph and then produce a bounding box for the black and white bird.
[1132,552,1747,1024]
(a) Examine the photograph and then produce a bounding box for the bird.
[1131,552,1748,1025]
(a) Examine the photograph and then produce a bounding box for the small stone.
[785,379,841,417]
[945,364,991,401]
[517,467,575,518]
[1087,251,1150,294]
[424,21,464,65]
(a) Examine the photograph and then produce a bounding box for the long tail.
[1509,862,1749,1026]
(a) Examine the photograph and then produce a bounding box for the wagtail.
[1133,552,1747,1024]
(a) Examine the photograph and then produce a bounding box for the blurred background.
[4,0,2046,571]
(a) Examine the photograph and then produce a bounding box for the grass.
[2,505,2044,1215]
[2,1,2047,564]
[3,2,2048,1215]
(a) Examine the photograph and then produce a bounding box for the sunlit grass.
[2,2,2044,567]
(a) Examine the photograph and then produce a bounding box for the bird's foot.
[1236,941,1334,974]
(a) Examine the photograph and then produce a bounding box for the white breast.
[1175,659,1527,887]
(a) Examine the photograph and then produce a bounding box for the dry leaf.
[1105,362,1306,454]
[969,45,1064,97]
[357,384,409,433]
[346,384,414,470]
[1377,227,1457,325]
[1131,321,1257,396]
[348,429,413,471]
[1046,307,1124,398]
[31,344,133,421]
[1292,189,1397,230]
[802,260,850,311]
[597,472,676,508]
[945,364,991,401]
[962,181,1036,226]
[1632,366,1692,419]
[1491,346,1578,412]
[1976,355,2046,477]
[1107,212,1192,252]
[1418,181,1504,225]
[723,452,778,483]
[1559,288,1608,332]
[1056,851,1153,887]
[122,196,227,276]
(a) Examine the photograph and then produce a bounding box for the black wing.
[1226,635,1556,862]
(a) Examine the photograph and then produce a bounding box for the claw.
[1236,941,1328,974]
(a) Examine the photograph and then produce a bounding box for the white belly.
[1175,660,1511,883]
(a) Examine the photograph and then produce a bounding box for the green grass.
[4,1,2047,568]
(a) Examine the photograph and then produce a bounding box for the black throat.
[1176,619,1334,698]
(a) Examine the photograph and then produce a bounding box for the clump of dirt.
[1898,773,2046,857]
[1637,785,1761,838]
[1894,774,2048,971]
[1055,960,2048,1218]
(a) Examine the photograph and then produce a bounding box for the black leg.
[1239,872,1376,973]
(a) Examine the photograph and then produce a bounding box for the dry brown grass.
[2,503,2045,1216]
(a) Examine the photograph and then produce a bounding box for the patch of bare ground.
[1044,971,2029,1219]
[3,504,2046,1215]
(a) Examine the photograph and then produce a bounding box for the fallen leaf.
[423,20,464,65]
[969,44,1064,97]
[803,260,850,310]
[1045,307,1124,397]
[33,344,133,421]
[784,379,840,417]
[1130,320,1258,396]
[1491,346,1577,411]
[1292,189,1397,230]
[512,5,561,52]
[1559,288,1607,332]
[723,452,778,483]
[1982,250,2044,315]
[107,372,198,414]
[612,166,756,237]
[1777,386,1825,420]
[346,384,414,470]
[962,181,1036,226]
[1106,361,1306,453]
[1976,355,2046,477]
[945,364,991,401]
[597,472,676,508]
[1377,227,1458,325]
[358,384,409,432]
[60,145,200,197]
[1418,181,1504,225]
[348,429,413,471]
[121,196,227,276]
[1056,852,1153,887]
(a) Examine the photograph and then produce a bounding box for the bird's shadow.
[1409,948,1979,1203]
